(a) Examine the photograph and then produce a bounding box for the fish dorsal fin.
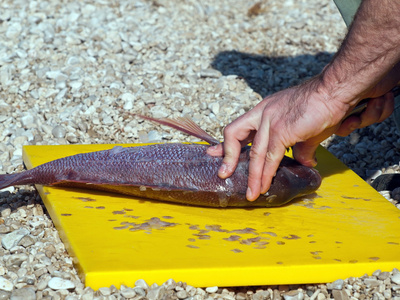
[136,114,220,145]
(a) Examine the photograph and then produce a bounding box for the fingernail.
[312,155,317,167]
[246,187,252,200]
[349,124,358,131]
[207,145,217,154]
[219,163,228,175]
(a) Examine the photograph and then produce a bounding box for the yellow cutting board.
[22,144,400,289]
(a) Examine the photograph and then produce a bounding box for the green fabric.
[333,0,362,27]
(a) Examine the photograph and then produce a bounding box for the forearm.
[321,0,400,120]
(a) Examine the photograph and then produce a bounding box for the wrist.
[319,63,364,105]
[305,73,353,125]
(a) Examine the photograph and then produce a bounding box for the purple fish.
[0,117,321,207]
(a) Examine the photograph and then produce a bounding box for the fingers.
[207,137,254,157]
[292,142,319,167]
[336,115,362,136]
[218,143,241,179]
[217,119,255,179]
[246,118,271,201]
[336,92,394,136]
[358,94,392,127]
[373,92,394,123]
[206,144,224,156]
[246,117,287,201]
[260,146,286,195]
[214,109,283,201]
[292,124,339,168]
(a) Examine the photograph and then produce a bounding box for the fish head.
[262,156,322,206]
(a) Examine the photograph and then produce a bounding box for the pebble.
[133,286,146,297]
[150,107,170,119]
[392,273,400,285]
[176,290,188,299]
[0,291,11,300]
[1,208,11,218]
[205,286,218,293]
[255,290,270,299]
[37,275,51,291]
[331,279,345,290]
[0,225,12,234]
[209,102,220,115]
[6,23,22,39]
[364,278,380,287]
[392,187,400,201]
[147,130,163,142]
[283,290,303,300]
[102,115,114,125]
[341,153,357,164]
[378,272,390,280]
[18,235,35,247]
[1,228,30,250]
[164,278,176,290]
[0,277,13,292]
[47,277,76,290]
[199,69,222,78]
[135,279,149,290]
[120,93,135,110]
[10,286,36,300]
[52,125,66,138]
[6,253,28,268]
[120,287,136,298]
[21,114,36,127]
[98,287,111,296]
[331,290,348,300]
[146,285,165,300]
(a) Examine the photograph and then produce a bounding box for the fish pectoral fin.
[134,114,220,145]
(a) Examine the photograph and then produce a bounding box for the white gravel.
[0,0,399,298]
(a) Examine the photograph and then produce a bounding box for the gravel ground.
[0,0,399,299]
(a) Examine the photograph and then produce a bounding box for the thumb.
[292,141,319,167]
[293,124,340,167]
[206,143,224,156]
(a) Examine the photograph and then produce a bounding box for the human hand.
[207,79,397,201]
[207,77,346,201]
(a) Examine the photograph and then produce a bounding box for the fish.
[0,116,321,207]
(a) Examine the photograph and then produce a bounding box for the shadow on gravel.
[211,50,334,98]
[0,188,45,214]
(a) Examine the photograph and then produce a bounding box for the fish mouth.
[278,162,322,196]
[266,157,322,205]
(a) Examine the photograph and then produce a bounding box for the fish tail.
[0,171,34,190]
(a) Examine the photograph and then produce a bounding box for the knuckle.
[222,142,237,157]
[249,146,264,160]
[265,151,275,162]
[223,124,236,136]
